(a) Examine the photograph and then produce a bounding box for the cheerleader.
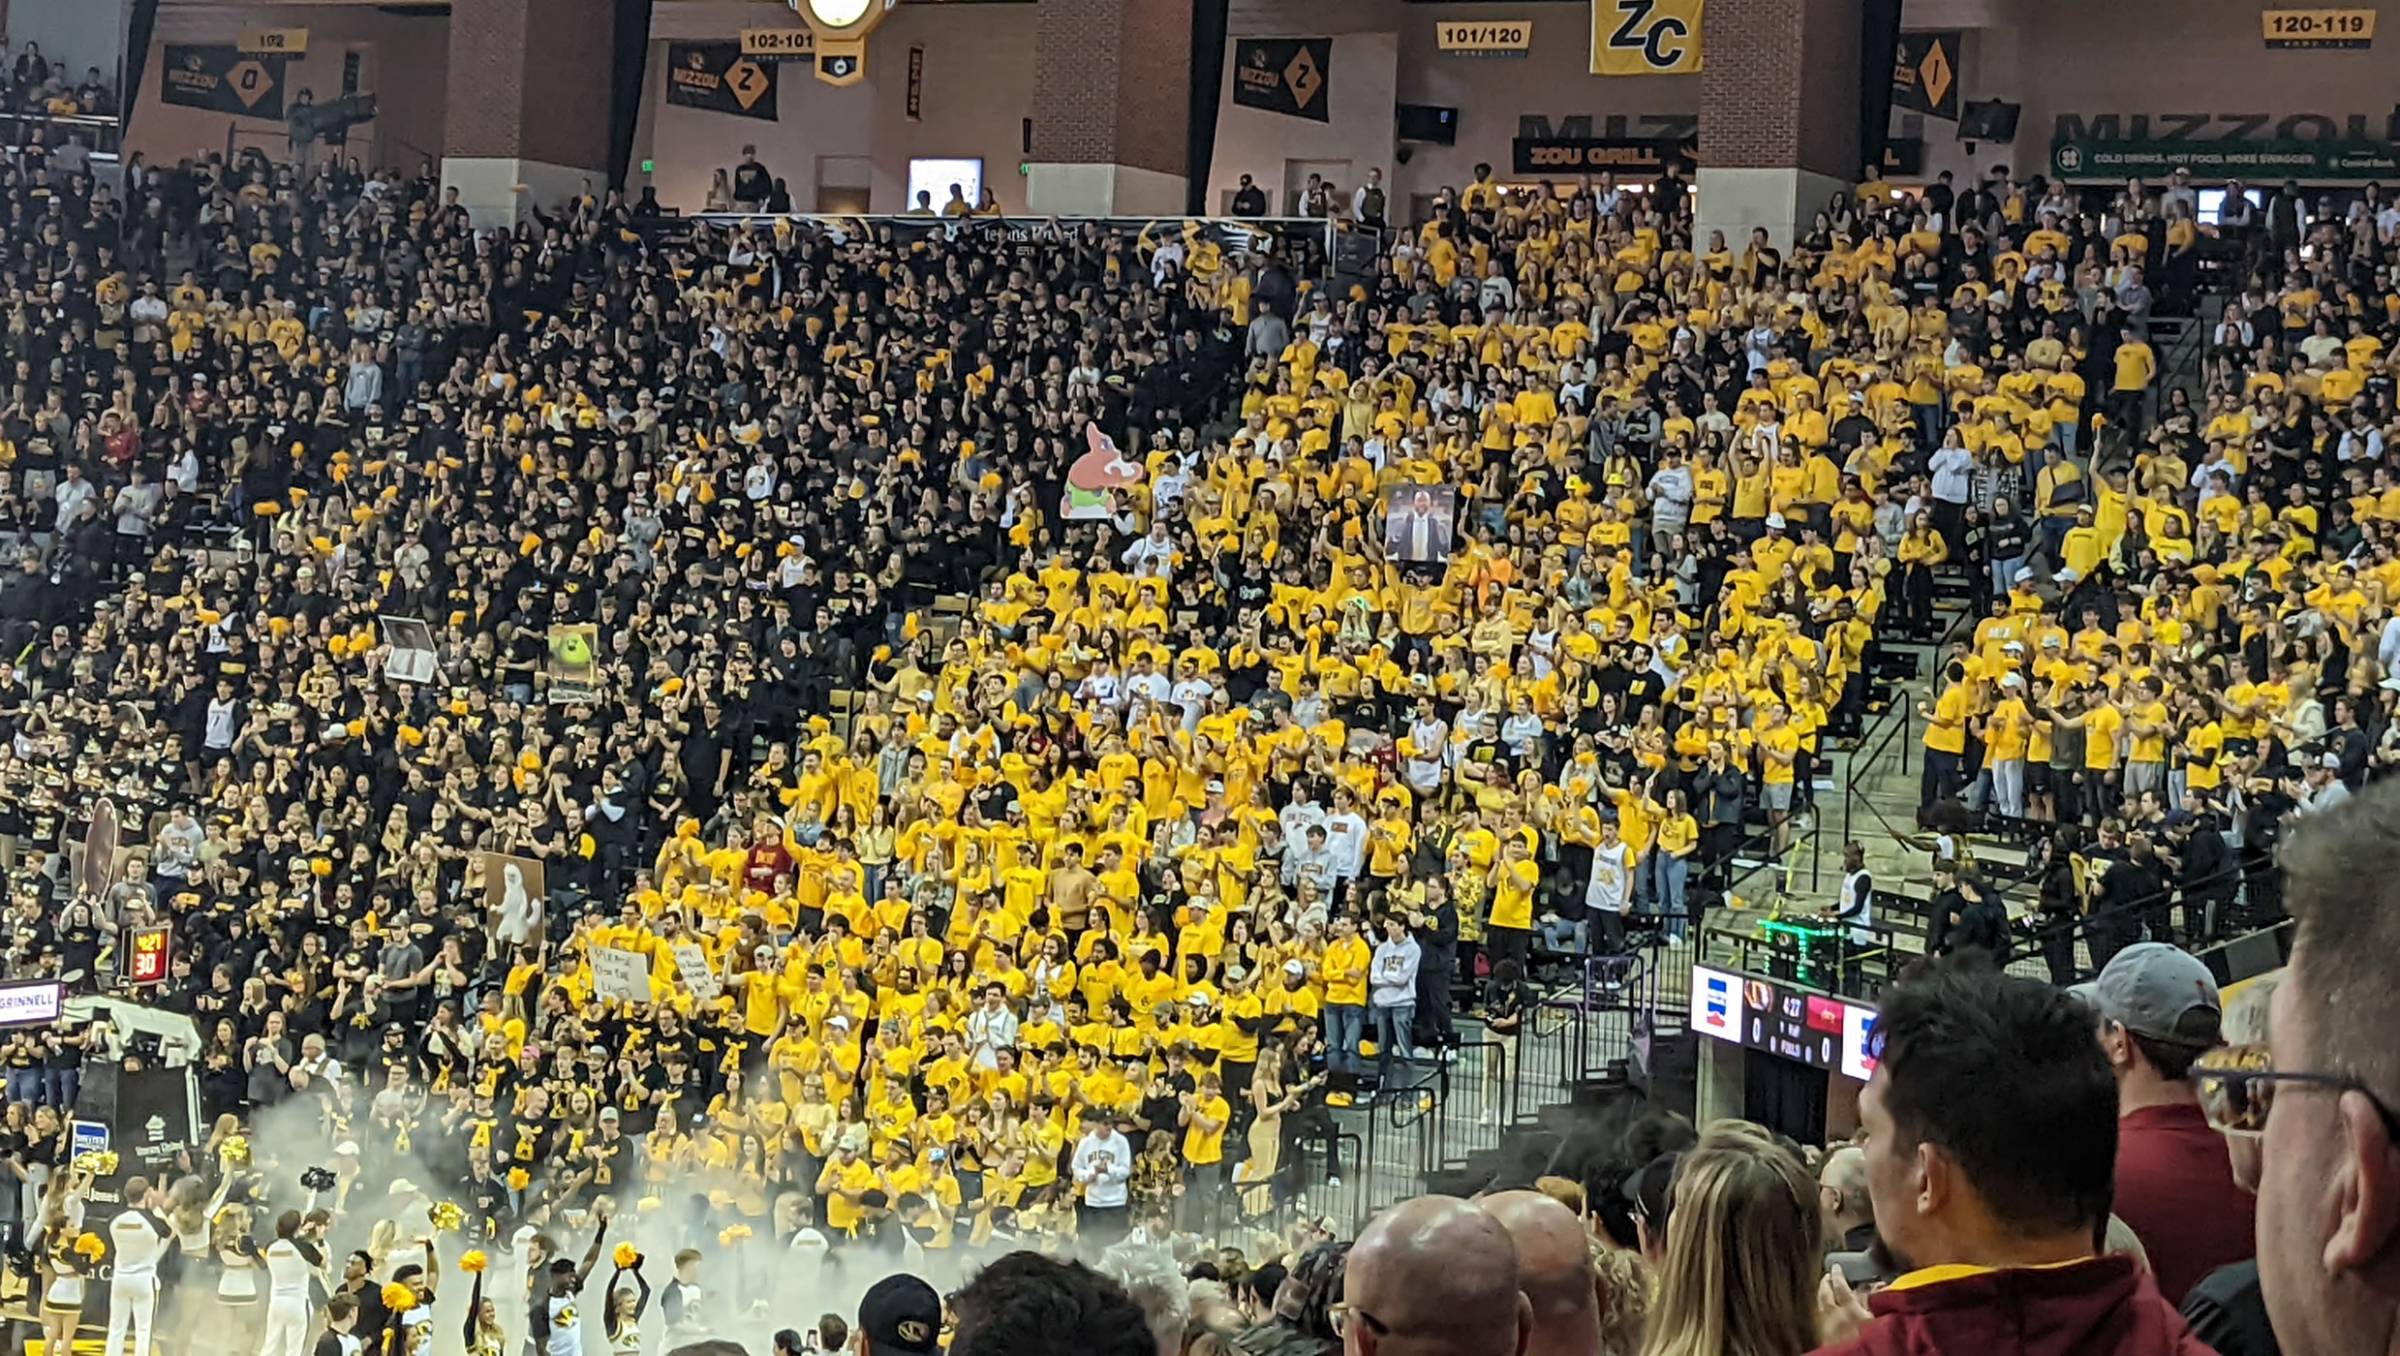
[600,1255,650,1356]
[39,1212,97,1356]
[460,1270,507,1356]
[210,1204,267,1356]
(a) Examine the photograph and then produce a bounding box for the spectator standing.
[731,146,772,209]
[1811,961,2212,1356]
[2229,782,2400,1356]
[2074,943,2254,1304]
[1367,915,1419,1095]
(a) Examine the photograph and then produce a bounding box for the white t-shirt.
[1585,841,1631,915]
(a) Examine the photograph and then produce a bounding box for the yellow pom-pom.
[267,617,291,640]
[520,533,542,556]
[399,725,425,747]
[613,1242,640,1269]
[776,541,797,559]
[328,635,350,659]
[287,488,308,506]
[660,677,684,696]
[197,608,223,627]
[519,454,536,475]
[717,1224,753,1248]
[448,699,470,716]
[310,535,335,556]
[254,501,281,518]
[459,1251,488,1275]
[430,1202,464,1232]
[310,859,332,878]
[735,543,754,559]
[518,750,541,772]
[636,1195,663,1213]
[73,1232,105,1261]
[351,506,376,526]
[381,1282,418,1314]
[447,610,468,628]
[345,719,366,738]
[506,1168,530,1191]
[979,472,1002,491]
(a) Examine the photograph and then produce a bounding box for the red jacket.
[1809,1256,2219,1356]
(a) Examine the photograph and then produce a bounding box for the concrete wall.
[637,0,1038,214]
[133,4,448,175]
[1219,0,1697,214]
[5,0,130,92]
[1900,0,2399,184]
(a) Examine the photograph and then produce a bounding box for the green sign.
[2050,135,2400,182]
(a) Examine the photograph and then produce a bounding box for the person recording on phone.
[1072,1113,1136,1247]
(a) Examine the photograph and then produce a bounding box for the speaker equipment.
[1396,103,1459,145]
[1957,99,2021,144]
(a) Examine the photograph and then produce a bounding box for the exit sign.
[641,159,655,174]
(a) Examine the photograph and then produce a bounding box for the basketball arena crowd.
[0,92,2387,1356]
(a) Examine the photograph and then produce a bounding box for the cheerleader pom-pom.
[73,1232,104,1261]
[381,1282,419,1314]
[635,1195,663,1214]
[717,1224,753,1248]
[613,1242,640,1269]
[459,1251,488,1275]
[429,1201,465,1232]
[506,1168,530,1191]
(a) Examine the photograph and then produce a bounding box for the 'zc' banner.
[666,40,779,121]
[160,44,285,118]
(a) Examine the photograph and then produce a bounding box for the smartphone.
[1826,1250,1883,1288]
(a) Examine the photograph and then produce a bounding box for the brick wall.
[1699,0,1857,177]
[1032,0,1191,177]
[444,0,613,174]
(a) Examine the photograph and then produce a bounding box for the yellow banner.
[1437,19,1533,56]
[2262,8,2374,47]
[1592,0,1702,74]
[741,27,816,58]
[238,28,308,54]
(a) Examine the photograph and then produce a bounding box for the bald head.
[1481,1191,1601,1356]
[1346,1197,1530,1356]
[1819,1145,1871,1241]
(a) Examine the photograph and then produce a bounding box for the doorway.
[1281,158,1351,215]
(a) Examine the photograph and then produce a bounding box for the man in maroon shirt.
[2075,942,2255,1304]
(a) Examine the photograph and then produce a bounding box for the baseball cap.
[858,1273,942,1355]
[2070,942,2221,1046]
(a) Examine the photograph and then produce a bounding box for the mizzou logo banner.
[160,44,284,117]
[1232,38,1331,122]
[666,40,779,121]
[1591,0,1703,75]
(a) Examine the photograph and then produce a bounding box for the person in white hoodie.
[1368,914,1423,1098]
[106,1176,170,1356]
[1070,1114,1137,1248]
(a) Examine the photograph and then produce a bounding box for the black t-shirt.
[732,162,772,203]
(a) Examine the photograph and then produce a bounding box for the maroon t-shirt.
[2112,1101,2256,1304]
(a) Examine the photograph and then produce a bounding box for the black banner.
[1891,30,1961,120]
[1881,136,1926,177]
[1512,135,1697,176]
[1232,37,1330,122]
[159,43,285,118]
[665,40,779,121]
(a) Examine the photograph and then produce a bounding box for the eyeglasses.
[2192,1042,2400,1141]
[1327,1303,1390,1339]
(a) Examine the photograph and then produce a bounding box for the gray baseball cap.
[2071,943,2221,1046]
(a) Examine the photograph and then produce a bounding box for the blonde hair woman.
[1639,1121,1820,1356]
